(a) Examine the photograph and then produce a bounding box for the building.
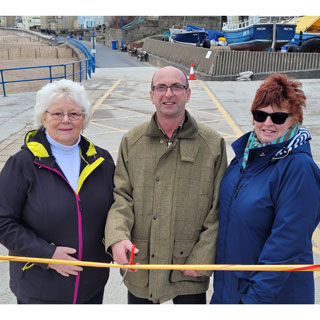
[40,16,77,32]
[78,16,105,29]
[16,16,41,30]
[0,16,16,28]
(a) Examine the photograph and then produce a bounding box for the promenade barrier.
[1,255,320,272]
[58,37,95,73]
[0,59,90,97]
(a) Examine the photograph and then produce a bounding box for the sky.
[2,0,320,16]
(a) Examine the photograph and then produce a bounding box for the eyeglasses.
[252,110,293,125]
[152,84,187,95]
[46,111,85,121]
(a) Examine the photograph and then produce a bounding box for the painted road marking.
[91,79,121,115]
[199,80,243,138]
[90,114,149,122]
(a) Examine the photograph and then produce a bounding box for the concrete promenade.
[0,66,319,304]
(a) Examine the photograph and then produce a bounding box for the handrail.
[0,59,90,97]
[57,37,94,75]
[223,17,260,30]
[123,16,146,30]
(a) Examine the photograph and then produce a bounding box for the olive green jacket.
[105,111,227,303]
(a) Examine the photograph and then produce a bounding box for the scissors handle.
[129,244,136,271]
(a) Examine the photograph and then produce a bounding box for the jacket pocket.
[170,239,206,283]
[121,237,149,288]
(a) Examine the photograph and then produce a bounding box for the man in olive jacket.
[105,66,227,304]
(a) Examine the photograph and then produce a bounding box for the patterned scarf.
[242,123,311,169]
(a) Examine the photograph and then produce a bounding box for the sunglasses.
[252,110,293,125]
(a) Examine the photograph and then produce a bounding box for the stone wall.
[0,27,54,45]
[0,31,77,61]
[104,29,122,47]
[0,46,74,60]
[142,38,216,78]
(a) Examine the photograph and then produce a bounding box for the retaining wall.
[142,38,320,80]
[0,27,53,45]
[0,46,74,60]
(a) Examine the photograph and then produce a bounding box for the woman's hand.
[48,246,83,277]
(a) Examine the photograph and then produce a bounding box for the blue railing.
[123,16,146,30]
[0,59,90,97]
[57,37,95,73]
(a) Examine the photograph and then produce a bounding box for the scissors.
[120,244,136,285]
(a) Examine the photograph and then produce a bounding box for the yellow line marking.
[102,105,152,117]
[91,80,121,115]
[198,120,221,124]
[89,122,129,131]
[199,80,243,138]
[111,92,151,102]
[217,131,239,139]
[85,130,129,136]
[190,109,224,117]
[188,97,212,102]
[91,114,149,122]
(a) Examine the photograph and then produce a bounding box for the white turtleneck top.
[45,131,81,192]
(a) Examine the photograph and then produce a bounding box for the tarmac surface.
[0,65,319,304]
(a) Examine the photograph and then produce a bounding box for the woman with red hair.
[211,74,320,304]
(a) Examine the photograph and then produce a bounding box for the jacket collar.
[24,129,99,164]
[232,131,312,166]
[145,110,198,139]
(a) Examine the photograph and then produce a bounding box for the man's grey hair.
[34,79,91,129]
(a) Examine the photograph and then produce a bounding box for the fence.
[60,37,95,73]
[211,50,320,76]
[0,59,90,97]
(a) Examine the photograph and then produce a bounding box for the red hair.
[251,74,306,123]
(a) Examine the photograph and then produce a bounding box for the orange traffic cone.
[188,63,195,80]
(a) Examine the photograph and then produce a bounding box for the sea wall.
[142,38,320,80]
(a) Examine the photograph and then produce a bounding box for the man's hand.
[48,246,83,277]
[182,270,203,277]
[111,239,139,271]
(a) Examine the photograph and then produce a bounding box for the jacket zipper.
[34,161,82,304]
[233,168,245,198]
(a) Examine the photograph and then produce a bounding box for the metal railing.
[223,16,260,30]
[57,37,95,73]
[123,16,146,30]
[0,59,90,97]
[211,50,320,76]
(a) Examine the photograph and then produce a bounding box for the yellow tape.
[1,255,319,272]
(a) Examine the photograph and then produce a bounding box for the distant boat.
[185,25,224,42]
[222,16,296,51]
[169,26,208,46]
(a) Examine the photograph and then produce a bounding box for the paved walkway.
[0,67,319,304]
